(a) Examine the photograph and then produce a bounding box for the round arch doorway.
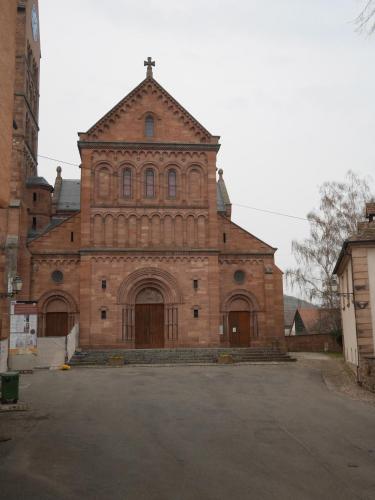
[135,287,165,349]
[227,296,252,347]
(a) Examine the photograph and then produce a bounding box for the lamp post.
[0,276,23,298]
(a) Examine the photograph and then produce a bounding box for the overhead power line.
[37,153,309,223]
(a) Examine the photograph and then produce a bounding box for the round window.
[51,270,63,283]
[234,270,245,284]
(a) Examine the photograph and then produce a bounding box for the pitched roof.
[283,295,317,327]
[333,219,375,274]
[293,308,339,335]
[26,176,53,191]
[83,76,213,142]
[57,180,81,211]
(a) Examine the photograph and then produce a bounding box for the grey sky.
[37,0,375,293]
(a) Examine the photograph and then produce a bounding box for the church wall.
[219,256,284,346]
[30,256,80,337]
[219,216,274,253]
[28,213,81,252]
[78,255,220,348]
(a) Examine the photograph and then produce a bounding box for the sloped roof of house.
[292,308,339,335]
[26,176,53,191]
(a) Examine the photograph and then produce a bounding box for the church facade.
[26,60,284,350]
[0,5,284,354]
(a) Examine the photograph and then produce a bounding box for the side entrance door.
[228,311,251,347]
[135,304,164,348]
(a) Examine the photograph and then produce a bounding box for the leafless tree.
[356,0,375,34]
[286,171,373,308]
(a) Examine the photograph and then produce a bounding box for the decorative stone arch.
[94,162,113,201]
[38,290,79,337]
[118,268,182,345]
[186,163,207,202]
[221,289,260,343]
[118,162,135,200]
[222,289,260,312]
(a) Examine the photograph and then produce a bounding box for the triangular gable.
[219,215,276,254]
[80,77,215,144]
[28,213,81,252]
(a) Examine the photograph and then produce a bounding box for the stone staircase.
[69,347,295,367]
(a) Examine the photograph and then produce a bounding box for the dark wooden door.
[45,312,68,337]
[229,311,250,347]
[135,304,164,348]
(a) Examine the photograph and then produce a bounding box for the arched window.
[123,168,132,198]
[145,168,155,198]
[145,115,154,137]
[168,169,177,198]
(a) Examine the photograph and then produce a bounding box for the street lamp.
[0,276,23,298]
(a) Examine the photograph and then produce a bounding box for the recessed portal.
[135,288,164,348]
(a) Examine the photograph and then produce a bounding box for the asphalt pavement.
[1,356,375,500]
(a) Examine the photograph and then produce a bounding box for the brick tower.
[0,1,42,368]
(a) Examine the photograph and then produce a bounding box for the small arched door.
[228,298,251,347]
[45,298,69,337]
[135,288,164,348]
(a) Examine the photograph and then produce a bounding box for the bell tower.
[11,0,41,199]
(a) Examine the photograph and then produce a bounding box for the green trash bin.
[1,372,19,404]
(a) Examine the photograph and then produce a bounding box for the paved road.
[1,357,375,500]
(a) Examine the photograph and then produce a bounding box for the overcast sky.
[37,0,375,295]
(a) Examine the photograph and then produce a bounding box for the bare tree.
[356,0,375,34]
[286,171,373,308]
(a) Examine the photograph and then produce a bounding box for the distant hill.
[283,294,317,329]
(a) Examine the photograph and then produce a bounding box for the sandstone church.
[1,1,284,360]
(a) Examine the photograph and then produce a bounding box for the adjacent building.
[334,203,375,390]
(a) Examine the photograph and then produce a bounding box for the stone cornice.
[219,252,275,258]
[78,141,220,153]
[80,248,220,256]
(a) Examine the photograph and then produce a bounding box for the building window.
[32,217,37,231]
[145,168,155,198]
[101,280,107,290]
[51,270,63,283]
[223,232,226,243]
[145,115,154,137]
[193,308,199,318]
[101,310,107,320]
[168,169,177,198]
[123,168,132,198]
[70,232,74,242]
[234,270,245,284]
[193,279,198,290]
[33,192,37,202]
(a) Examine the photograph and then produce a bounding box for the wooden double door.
[45,312,69,337]
[135,304,165,349]
[228,311,251,347]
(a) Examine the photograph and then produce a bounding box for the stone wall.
[359,356,375,393]
[285,333,342,353]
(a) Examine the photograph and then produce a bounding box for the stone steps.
[69,347,295,366]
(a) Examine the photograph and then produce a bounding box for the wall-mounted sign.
[10,301,38,355]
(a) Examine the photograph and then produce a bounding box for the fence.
[35,323,79,368]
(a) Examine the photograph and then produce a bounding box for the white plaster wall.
[0,339,8,372]
[66,324,79,361]
[368,248,375,355]
[340,258,358,365]
[35,337,65,368]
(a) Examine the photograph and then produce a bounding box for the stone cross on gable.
[144,57,155,78]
